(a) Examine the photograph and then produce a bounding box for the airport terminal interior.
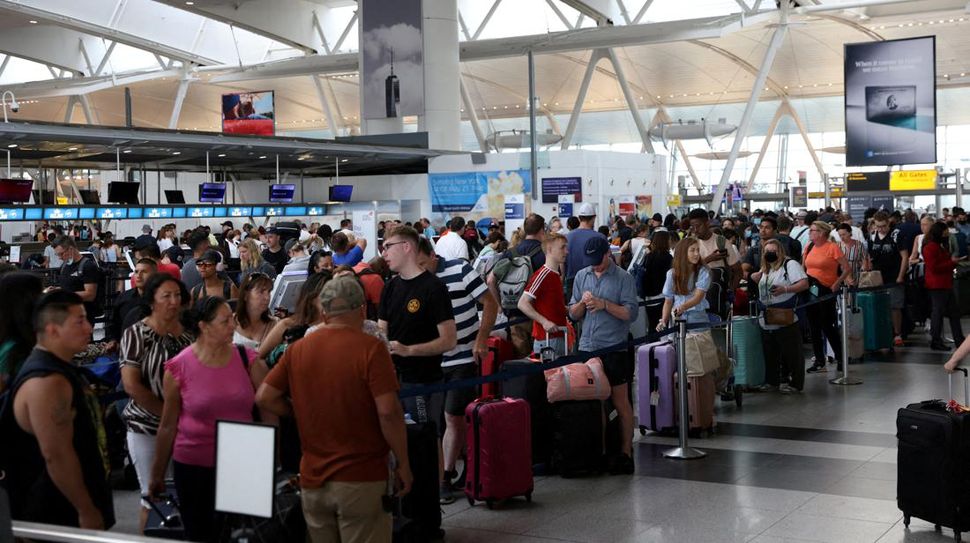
[5,0,970,542]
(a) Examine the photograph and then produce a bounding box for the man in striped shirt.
[417,237,499,504]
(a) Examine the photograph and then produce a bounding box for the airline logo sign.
[889,170,937,191]
[666,194,683,207]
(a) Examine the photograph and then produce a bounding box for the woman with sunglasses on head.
[150,296,271,543]
[119,274,194,531]
[233,273,277,351]
[803,221,852,373]
[238,238,277,283]
[750,239,808,393]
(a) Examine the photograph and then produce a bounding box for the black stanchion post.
[664,319,706,460]
[830,284,862,386]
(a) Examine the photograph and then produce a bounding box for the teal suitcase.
[731,315,765,387]
[858,290,892,351]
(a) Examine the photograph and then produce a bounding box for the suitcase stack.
[464,398,533,507]
[897,369,970,542]
[858,290,893,351]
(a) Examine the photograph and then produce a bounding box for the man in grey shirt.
[569,236,638,475]
[180,230,212,291]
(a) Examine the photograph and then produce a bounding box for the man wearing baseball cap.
[568,236,638,474]
[135,224,155,249]
[565,202,606,298]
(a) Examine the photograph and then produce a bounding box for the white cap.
[577,202,596,217]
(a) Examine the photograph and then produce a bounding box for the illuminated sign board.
[0,208,24,220]
[284,206,308,216]
[229,207,251,217]
[44,207,78,220]
[889,170,937,191]
[97,208,128,219]
[145,207,172,219]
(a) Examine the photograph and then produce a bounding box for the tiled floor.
[109,326,968,542]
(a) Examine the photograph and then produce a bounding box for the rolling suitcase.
[897,369,970,542]
[464,398,533,507]
[143,488,184,540]
[552,399,603,477]
[731,314,765,388]
[846,306,864,361]
[858,290,893,351]
[675,372,716,433]
[637,341,677,434]
[399,422,442,541]
[480,337,514,400]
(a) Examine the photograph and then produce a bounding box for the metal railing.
[12,521,165,543]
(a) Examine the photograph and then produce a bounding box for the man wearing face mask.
[52,236,101,327]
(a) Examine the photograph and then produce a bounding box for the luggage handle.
[141,493,182,528]
[539,326,571,362]
[948,367,969,404]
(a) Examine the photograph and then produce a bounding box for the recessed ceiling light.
[258,155,267,159]
[217,153,226,157]
[68,147,77,151]
[122,149,131,153]
[341,159,349,163]
[6,144,16,148]
[172,151,181,155]
[28,20,37,24]
[185,1,194,4]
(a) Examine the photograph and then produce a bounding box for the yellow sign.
[56,196,68,205]
[666,194,682,207]
[889,170,937,191]
[808,188,844,199]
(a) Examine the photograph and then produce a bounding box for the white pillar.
[417,0,460,150]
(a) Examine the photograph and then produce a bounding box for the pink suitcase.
[464,398,534,507]
[637,341,677,433]
[544,358,611,403]
[675,372,716,432]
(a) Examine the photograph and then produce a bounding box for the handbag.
[683,330,721,376]
[858,270,884,288]
[544,357,611,403]
[764,307,795,326]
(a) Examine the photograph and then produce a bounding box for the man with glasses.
[869,210,909,347]
[51,235,101,326]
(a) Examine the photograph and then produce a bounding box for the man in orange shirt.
[257,277,411,543]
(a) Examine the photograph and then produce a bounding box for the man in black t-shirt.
[4,291,115,530]
[261,227,288,275]
[869,211,909,346]
[52,236,100,325]
[378,226,456,424]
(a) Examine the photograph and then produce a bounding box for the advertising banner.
[360,0,425,119]
[666,194,682,208]
[557,194,574,218]
[429,169,532,222]
[791,186,808,208]
[541,176,583,204]
[847,196,872,220]
[222,91,275,136]
[844,36,936,166]
[505,194,525,239]
[617,195,636,217]
[636,195,653,222]
[872,195,895,210]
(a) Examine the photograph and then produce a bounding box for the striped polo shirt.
[436,257,488,368]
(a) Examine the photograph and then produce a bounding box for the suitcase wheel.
[638,426,647,436]
[466,495,475,507]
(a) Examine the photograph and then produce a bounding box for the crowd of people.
[2,201,970,542]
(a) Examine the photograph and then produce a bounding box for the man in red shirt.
[518,232,569,355]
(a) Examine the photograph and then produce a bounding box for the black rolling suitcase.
[897,368,970,542]
[501,358,554,469]
[394,422,443,542]
[552,400,603,477]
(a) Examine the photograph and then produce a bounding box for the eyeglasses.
[382,241,407,253]
[197,261,216,267]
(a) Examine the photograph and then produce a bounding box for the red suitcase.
[480,337,514,400]
[464,397,534,508]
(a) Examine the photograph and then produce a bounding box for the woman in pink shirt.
[150,296,270,542]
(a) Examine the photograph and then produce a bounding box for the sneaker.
[806,364,827,374]
[779,384,795,394]
[894,336,904,347]
[931,342,951,352]
[439,482,456,505]
[754,384,777,392]
[609,454,635,475]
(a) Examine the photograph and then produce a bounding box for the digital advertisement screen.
[78,208,96,219]
[328,185,353,202]
[0,208,24,220]
[0,179,33,203]
[97,208,128,219]
[269,184,296,203]
[198,183,227,203]
[44,207,78,220]
[844,36,936,166]
[222,91,275,136]
[229,207,252,217]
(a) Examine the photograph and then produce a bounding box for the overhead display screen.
[145,207,173,219]
[171,207,187,218]
[307,206,325,216]
[0,179,34,203]
[44,207,78,220]
[24,208,42,220]
[188,207,214,218]
[0,208,24,220]
[284,206,307,216]
[844,36,936,166]
[250,206,265,217]
[97,208,128,219]
[222,91,275,136]
[265,207,284,217]
[78,208,96,219]
[229,207,252,217]
[269,184,296,203]
[128,208,144,219]
[199,183,227,203]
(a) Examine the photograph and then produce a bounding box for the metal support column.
[710,11,789,211]
[959,169,966,209]
[311,75,340,138]
[459,75,489,153]
[606,48,654,154]
[168,76,191,129]
[528,49,538,201]
[561,49,604,150]
[823,173,831,209]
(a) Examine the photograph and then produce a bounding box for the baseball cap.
[266,227,280,236]
[197,249,222,264]
[577,202,596,217]
[221,221,234,229]
[141,224,152,233]
[651,213,663,222]
[318,276,365,317]
[583,236,610,267]
[163,246,185,268]
[796,211,808,219]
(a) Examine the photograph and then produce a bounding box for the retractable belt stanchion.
[830,284,862,386]
[664,319,707,460]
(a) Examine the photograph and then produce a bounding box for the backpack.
[79,256,111,317]
[628,245,649,298]
[491,244,542,311]
[355,267,382,321]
